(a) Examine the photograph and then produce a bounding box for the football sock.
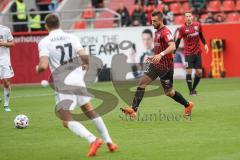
[67,121,96,144]
[186,74,192,92]
[92,117,112,143]
[171,91,189,107]
[4,87,10,107]
[193,75,201,91]
[132,87,145,111]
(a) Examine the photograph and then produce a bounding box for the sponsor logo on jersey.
[194,26,199,31]
[167,34,173,41]
[187,32,199,37]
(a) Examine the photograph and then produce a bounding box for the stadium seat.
[174,15,185,24]
[0,0,10,11]
[182,2,191,12]
[157,4,164,12]
[236,0,240,11]
[208,1,221,12]
[222,0,235,12]
[169,3,181,14]
[73,21,86,29]
[226,13,240,22]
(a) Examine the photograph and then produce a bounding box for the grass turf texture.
[0,78,240,160]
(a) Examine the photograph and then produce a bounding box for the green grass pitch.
[0,78,240,160]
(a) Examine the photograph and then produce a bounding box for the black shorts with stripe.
[185,54,202,69]
[145,64,173,91]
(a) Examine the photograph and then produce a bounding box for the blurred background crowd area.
[0,0,239,32]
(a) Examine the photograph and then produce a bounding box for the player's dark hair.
[45,14,60,29]
[151,10,163,19]
[142,29,153,38]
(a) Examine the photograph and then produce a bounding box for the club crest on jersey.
[167,34,173,41]
[194,26,199,31]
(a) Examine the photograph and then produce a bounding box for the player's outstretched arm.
[36,56,49,73]
[0,40,15,48]
[199,32,209,53]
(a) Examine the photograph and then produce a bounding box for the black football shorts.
[185,54,202,69]
[145,64,173,91]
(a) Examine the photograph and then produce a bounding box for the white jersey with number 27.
[38,29,84,72]
[38,29,91,108]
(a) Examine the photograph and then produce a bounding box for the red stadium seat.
[157,4,163,12]
[174,15,185,24]
[236,0,240,11]
[169,3,181,14]
[222,0,235,12]
[182,2,191,12]
[226,13,240,22]
[208,1,221,12]
[73,21,86,29]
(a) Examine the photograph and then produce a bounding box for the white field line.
[10,93,54,99]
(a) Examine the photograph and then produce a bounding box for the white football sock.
[4,88,10,107]
[67,121,96,144]
[92,117,112,143]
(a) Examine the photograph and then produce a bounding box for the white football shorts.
[0,63,14,79]
[54,67,92,111]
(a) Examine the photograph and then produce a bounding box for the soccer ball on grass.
[14,115,29,129]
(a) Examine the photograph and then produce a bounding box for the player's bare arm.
[0,40,15,47]
[77,49,89,70]
[36,56,49,73]
[152,41,176,63]
[199,31,208,53]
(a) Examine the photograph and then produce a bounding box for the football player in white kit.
[36,14,118,157]
[0,25,15,112]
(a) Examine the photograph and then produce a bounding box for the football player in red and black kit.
[121,10,193,118]
[175,12,209,96]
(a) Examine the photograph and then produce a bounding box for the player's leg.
[59,108,97,144]
[165,89,194,116]
[2,78,11,112]
[185,55,194,95]
[56,95,100,157]
[81,102,118,152]
[1,64,14,111]
[59,108,102,157]
[161,70,194,116]
[121,64,157,117]
[132,64,158,110]
[192,55,203,94]
[132,74,153,111]
[121,74,155,117]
